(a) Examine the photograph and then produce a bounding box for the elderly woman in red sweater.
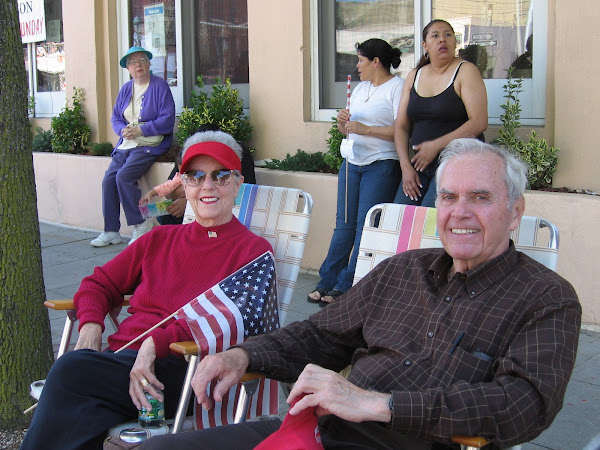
[22,131,272,449]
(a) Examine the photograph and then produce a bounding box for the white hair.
[436,138,528,208]
[180,130,243,162]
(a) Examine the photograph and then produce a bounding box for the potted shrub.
[176,76,252,146]
[495,68,558,189]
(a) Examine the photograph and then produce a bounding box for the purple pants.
[102,147,158,231]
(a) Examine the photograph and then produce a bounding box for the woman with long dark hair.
[308,38,403,306]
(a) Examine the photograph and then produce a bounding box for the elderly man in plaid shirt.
[143,139,581,450]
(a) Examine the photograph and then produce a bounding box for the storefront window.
[130,0,177,86]
[35,0,65,92]
[314,0,546,123]
[194,0,249,85]
[319,0,414,110]
[433,0,533,79]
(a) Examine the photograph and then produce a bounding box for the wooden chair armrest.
[451,435,490,448]
[169,341,198,356]
[44,299,76,310]
[44,297,132,311]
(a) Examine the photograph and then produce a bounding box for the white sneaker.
[128,219,153,245]
[91,231,122,247]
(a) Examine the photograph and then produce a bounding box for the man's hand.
[287,364,391,423]
[190,348,250,411]
[129,337,163,410]
[74,323,102,351]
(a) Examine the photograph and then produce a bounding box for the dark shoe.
[307,288,327,304]
[320,289,344,307]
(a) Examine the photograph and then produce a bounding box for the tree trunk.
[0,0,54,430]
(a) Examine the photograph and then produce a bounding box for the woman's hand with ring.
[129,337,163,410]
[336,108,350,124]
[411,140,440,171]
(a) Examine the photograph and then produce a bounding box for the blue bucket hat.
[120,46,153,69]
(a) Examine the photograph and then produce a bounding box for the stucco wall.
[33,153,172,236]
[552,0,600,192]
[247,0,330,159]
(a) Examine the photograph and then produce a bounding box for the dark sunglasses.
[182,169,239,187]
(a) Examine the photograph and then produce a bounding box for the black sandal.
[307,288,327,304]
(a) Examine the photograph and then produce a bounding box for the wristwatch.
[388,394,394,417]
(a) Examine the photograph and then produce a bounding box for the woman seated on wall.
[21,131,273,449]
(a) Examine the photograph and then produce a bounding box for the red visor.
[180,142,241,173]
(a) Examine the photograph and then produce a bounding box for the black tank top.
[407,62,484,150]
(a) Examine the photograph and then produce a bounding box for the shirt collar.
[428,241,519,297]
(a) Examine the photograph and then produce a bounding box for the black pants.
[139,415,433,450]
[20,349,188,450]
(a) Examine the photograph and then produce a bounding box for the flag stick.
[23,403,37,414]
[115,310,179,353]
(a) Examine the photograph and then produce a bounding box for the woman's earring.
[425,52,429,59]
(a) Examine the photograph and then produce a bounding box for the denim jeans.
[317,159,400,294]
[394,160,437,207]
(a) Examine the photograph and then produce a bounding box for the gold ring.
[140,378,150,388]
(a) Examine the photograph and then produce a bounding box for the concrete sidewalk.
[40,221,600,449]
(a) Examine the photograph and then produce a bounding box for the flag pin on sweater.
[208,231,217,238]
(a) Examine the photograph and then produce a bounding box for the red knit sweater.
[74,218,272,359]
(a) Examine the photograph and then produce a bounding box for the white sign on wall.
[18,0,46,43]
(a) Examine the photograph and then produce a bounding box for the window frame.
[311,0,547,126]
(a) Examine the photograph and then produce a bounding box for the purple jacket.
[111,74,175,156]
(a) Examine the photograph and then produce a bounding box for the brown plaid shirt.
[242,243,581,448]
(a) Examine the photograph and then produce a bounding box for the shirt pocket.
[444,346,495,385]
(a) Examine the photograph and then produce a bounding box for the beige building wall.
[552,0,600,192]
[247,0,329,159]
[244,0,600,193]
[34,1,600,191]
[59,1,119,145]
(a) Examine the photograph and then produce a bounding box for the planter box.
[33,152,174,237]
[33,155,599,328]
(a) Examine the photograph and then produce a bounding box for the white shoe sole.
[91,237,122,247]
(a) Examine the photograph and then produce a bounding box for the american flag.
[175,251,280,429]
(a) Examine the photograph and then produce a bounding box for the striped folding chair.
[351,203,559,450]
[353,203,558,287]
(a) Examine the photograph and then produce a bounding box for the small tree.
[495,67,559,189]
[176,76,252,146]
[51,87,91,153]
[0,1,54,429]
[324,113,344,172]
